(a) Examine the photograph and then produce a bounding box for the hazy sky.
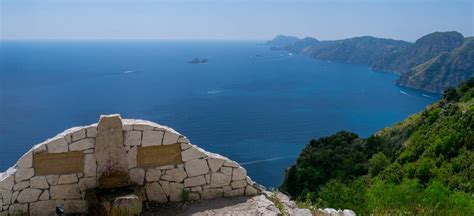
[1,0,473,41]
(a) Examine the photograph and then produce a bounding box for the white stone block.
[69,138,94,151]
[161,168,187,182]
[207,158,225,172]
[145,168,161,182]
[13,181,29,191]
[232,167,247,181]
[184,175,206,187]
[181,148,207,162]
[185,159,209,177]
[169,182,184,202]
[47,137,68,153]
[145,182,167,202]
[124,131,142,146]
[84,154,97,177]
[17,152,33,168]
[30,176,49,189]
[16,188,42,203]
[142,131,163,147]
[210,173,231,188]
[71,129,86,141]
[14,168,34,183]
[50,184,81,199]
[39,190,50,200]
[127,146,137,169]
[162,131,179,145]
[58,174,78,184]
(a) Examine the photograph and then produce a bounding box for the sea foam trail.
[400,91,410,96]
[240,155,296,165]
[422,94,434,98]
[123,70,135,74]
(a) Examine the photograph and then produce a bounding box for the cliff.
[268,31,473,93]
[280,78,474,214]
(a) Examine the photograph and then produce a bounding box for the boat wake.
[400,91,410,96]
[422,94,434,99]
[123,70,136,74]
[240,155,296,165]
[207,90,222,94]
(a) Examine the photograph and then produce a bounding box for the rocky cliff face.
[396,37,474,92]
[268,31,473,93]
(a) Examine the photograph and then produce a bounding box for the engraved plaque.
[138,144,182,167]
[34,151,84,175]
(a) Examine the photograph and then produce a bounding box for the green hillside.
[281,78,474,215]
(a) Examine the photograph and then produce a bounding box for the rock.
[145,182,167,202]
[133,124,155,131]
[210,173,231,188]
[178,137,190,144]
[78,177,96,191]
[64,200,87,213]
[95,114,130,188]
[245,186,258,196]
[46,175,59,185]
[169,182,184,202]
[224,188,245,197]
[185,159,209,177]
[0,175,14,190]
[29,200,56,215]
[208,157,225,172]
[160,181,170,196]
[231,180,247,189]
[13,181,29,191]
[142,131,164,147]
[47,136,69,153]
[184,175,206,187]
[201,188,223,199]
[9,203,28,215]
[58,174,78,184]
[129,168,145,185]
[223,161,239,168]
[232,167,247,181]
[191,186,202,192]
[109,195,143,216]
[11,191,19,203]
[145,168,161,182]
[15,168,34,182]
[50,184,81,199]
[220,167,232,176]
[71,129,86,141]
[17,152,33,168]
[181,147,207,162]
[69,138,94,151]
[30,176,49,189]
[343,209,356,216]
[161,168,187,182]
[0,189,12,205]
[188,192,200,201]
[84,154,97,177]
[163,131,180,145]
[16,188,42,203]
[127,146,137,169]
[180,144,191,150]
[86,126,97,137]
[39,190,50,200]
[124,131,142,146]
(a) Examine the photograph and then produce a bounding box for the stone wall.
[0,115,261,215]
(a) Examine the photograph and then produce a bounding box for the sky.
[0,0,473,41]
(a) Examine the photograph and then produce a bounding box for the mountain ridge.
[267,31,473,93]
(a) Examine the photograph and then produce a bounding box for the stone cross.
[95,114,130,188]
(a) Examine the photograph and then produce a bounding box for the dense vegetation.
[267,31,474,93]
[281,78,474,215]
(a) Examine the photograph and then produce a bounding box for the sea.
[0,41,439,187]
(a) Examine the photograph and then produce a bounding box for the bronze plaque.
[137,144,182,167]
[34,151,84,175]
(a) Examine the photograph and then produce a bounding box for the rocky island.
[188,58,208,64]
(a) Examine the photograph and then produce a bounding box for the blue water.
[0,41,439,187]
